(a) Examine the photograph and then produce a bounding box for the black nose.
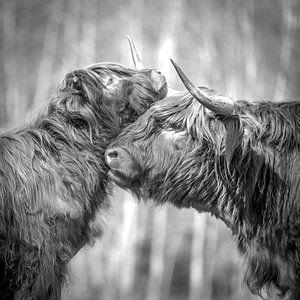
[105,147,124,170]
[105,148,119,165]
[106,149,118,159]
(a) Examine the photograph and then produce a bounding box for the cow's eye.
[107,77,114,85]
[171,122,181,130]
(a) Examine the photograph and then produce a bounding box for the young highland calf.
[0,60,167,299]
[105,60,300,299]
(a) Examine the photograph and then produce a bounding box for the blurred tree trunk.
[146,207,168,300]
[224,0,239,98]
[239,0,257,98]
[156,0,186,83]
[32,0,65,108]
[2,0,20,125]
[160,231,182,300]
[59,0,82,76]
[196,0,219,87]
[188,213,207,300]
[273,0,298,100]
[119,193,138,300]
[79,0,98,66]
[100,190,129,300]
[202,221,219,300]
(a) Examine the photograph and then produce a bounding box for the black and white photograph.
[0,0,299,299]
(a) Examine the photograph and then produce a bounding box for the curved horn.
[170,59,234,115]
[127,35,145,70]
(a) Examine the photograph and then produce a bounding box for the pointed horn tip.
[169,59,188,82]
[169,59,233,114]
[127,35,135,52]
[126,35,133,44]
[169,60,195,90]
[126,36,145,70]
[169,58,178,69]
[170,58,181,73]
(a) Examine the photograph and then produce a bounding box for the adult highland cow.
[0,56,167,299]
[105,60,300,299]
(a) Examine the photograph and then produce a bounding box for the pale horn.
[170,59,234,115]
[127,35,145,70]
[127,36,180,96]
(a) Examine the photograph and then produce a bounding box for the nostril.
[107,150,118,158]
[105,148,121,167]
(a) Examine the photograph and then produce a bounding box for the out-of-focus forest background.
[0,0,299,299]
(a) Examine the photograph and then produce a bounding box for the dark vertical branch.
[160,229,182,300]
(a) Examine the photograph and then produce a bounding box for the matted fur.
[106,90,300,299]
[0,63,167,299]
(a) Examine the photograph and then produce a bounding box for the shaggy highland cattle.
[105,60,300,299]
[0,57,167,299]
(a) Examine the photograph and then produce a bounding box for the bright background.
[0,1,299,299]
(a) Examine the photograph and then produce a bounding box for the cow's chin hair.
[107,170,147,200]
[108,170,128,187]
[158,82,168,98]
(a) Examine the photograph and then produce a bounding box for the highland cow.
[0,60,167,300]
[105,60,300,299]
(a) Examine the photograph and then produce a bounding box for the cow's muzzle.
[105,147,137,185]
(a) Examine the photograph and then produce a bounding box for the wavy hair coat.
[0,62,167,299]
[106,88,300,299]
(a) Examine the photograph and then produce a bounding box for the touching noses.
[105,147,125,170]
